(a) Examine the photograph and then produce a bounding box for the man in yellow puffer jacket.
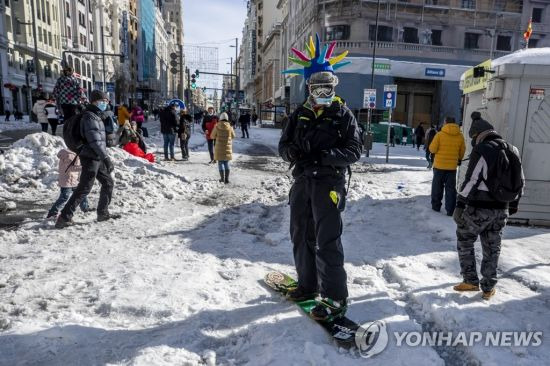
[429,116,466,216]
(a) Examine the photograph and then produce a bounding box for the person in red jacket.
[123,137,155,163]
[202,106,219,163]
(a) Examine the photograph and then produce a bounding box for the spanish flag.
[523,18,533,41]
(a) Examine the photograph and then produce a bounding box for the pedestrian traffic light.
[191,73,196,89]
[195,69,200,78]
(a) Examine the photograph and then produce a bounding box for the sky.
[183,0,248,90]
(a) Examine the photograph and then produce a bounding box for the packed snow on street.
[0,124,548,365]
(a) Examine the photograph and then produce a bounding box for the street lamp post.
[29,0,40,90]
[229,37,239,115]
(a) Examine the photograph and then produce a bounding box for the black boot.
[219,170,225,183]
[224,169,230,184]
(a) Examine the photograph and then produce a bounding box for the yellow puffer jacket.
[429,123,466,170]
[211,121,236,161]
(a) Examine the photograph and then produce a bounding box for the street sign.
[363,89,377,109]
[168,99,186,109]
[106,82,115,92]
[425,68,446,77]
[383,84,397,109]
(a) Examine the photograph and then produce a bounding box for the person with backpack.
[52,65,85,120]
[424,124,437,169]
[278,37,362,321]
[160,103,179,161]
[178,110,193,161]
[452,112,524,300]
[47,148,92,218]
[55,90,120,229]
[429,116,466,216]
[210,112,236,183]
[32,94,49,133]
[202,107,219,163]
[44,99,60,135]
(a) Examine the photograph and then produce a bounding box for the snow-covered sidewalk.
[0,128,548,365]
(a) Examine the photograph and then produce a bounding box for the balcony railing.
[322,40,512,59]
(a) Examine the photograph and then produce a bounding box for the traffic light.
[195,69,200,78]
[191,73,196,89]
[202,87,206,92]
[26,60,35,73]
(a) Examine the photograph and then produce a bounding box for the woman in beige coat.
[210,112,236,183]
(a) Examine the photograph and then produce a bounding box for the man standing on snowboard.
[279,35,362,321]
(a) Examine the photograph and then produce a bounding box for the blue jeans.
[163,133,176,159]
[218,160,230,171]
[49,187,89,215]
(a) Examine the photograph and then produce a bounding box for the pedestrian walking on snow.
[32,94,49,133]
[56,90,119,228]
[202,106,219,163]
[44,99,60,135]
[415,123,425,150]
[211,113,235,183]
[239,111,251,138]
[429,116,465,216]
[452,112,524,300]
[178,110,193,161]
[160,104,179,161]
[47,148,92,218]
[279,36,362,321]
[424,124,437,169]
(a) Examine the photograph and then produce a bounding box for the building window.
[48,31,52,46]
[5,15,12,33]
[532,8,543,23]
[5,0,10,8]
[403,27,419,43]
[66,2,70,17]
[464,32,480,49]
[67,26,71,39]
[369,25,394,42]
[461,0,475,9]
[46,2,51,25]
[529,39,539,48]
[431,29,442,45]
[325,25,350,41]
[496,35,511,51]
[38,26,43,42]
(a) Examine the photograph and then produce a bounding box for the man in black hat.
[56,90,120,228]
[452,111,524,300]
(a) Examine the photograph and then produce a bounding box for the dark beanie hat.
[90,90,107,103]
[469,114,494,138]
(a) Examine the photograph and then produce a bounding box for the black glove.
[509,200,519,215]
[452,207,465,226]
[104,157,114,173]
[285,144,301,162]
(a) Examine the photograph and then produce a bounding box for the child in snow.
[47,148,91,218]
[210,112,235,184]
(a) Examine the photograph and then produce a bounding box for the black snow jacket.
[79,104,108,161]
[160,107,178,134]
[457,130,522,210]
[279,97,362,178]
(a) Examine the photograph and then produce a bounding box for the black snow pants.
[289,173,348,300]
[60,157,114,221]
[431,168,457,215]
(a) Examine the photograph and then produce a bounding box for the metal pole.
[235,37,239,117]
[367,0,381,156]
[25,72,32,116]
[100,6,106,92]
[179,44,185,100]
[386,108,392,163]
[366,108,371,157]
[29,0,40,89]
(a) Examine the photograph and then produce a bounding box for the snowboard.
[264,271,360,348]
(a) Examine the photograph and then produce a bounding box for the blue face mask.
[314,97,333,106]
[97,101,108,111]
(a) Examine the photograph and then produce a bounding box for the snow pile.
[0,133,65,191]
[0,132,199,214]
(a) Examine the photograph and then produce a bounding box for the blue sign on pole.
[425,68,446,77]
[168,99,186,110]
[383,84,397,109]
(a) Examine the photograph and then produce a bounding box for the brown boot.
[482,288,496,300]
[453,282,480,292]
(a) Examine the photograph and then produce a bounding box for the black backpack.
[63,112,86,152]
[485,140,524,202]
